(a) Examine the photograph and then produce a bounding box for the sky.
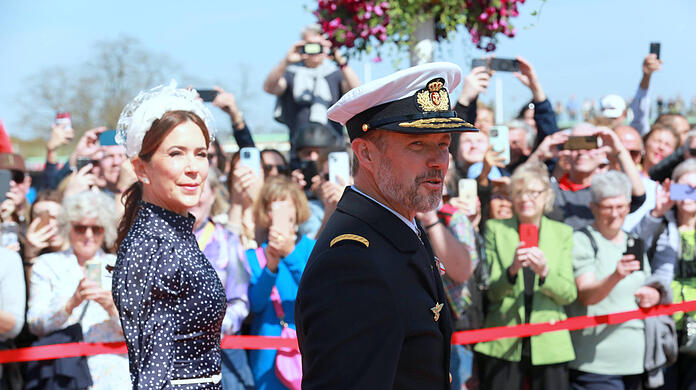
[1,0,695,142]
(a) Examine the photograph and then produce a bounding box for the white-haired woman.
[26,190,129,389]
[567,170,670,390]
[474,161,577,390]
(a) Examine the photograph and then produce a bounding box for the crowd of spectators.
[1,24,695,390]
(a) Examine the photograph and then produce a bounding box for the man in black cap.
[295,62,477,389]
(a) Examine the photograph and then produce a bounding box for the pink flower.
[374,5,383,16]
[486,42,496,51]
[372,56,383,63]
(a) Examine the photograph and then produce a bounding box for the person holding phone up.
[263,24,360,156]
[567,171,671,390]
[474,161,577,390]
[26,190,129,388]
[245,176,315,390]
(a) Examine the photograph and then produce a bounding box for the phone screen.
[98,130,118,146]
[85,260,102,285]
[519,224,539,248]
[563,136,598,151]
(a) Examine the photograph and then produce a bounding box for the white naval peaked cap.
[328,62,478,141]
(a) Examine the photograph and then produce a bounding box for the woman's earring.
[142,178,150,184]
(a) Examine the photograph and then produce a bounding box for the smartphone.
[670,183,696,201]
[489,58,520,72]
[488,125,510,165]
[563,135,599,151]
[328,152,350,185]
[471,58,488,69]
[98,130,118,146]
[458,178,477,214]
[76,157,94,171]
[239,147,262,178]
[0,170,10,204]
[299,160,318,191]
[271,201,294,234]
[85,259,102,285]
[197,89,219,102]
[650,42,661,60]
[519,223,539,248]
[35,211,51,230]
[301,43,323,55]
[624,235,645,271]
[1,222,18,249]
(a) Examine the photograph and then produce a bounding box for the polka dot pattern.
[112,201,226,389]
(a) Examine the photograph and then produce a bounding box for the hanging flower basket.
[314,0,526,56]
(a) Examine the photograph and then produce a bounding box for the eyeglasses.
[597,203,628,214]
[516,189,545,200]
[72,224,104,235]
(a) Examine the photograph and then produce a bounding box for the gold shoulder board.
[330,234,369,248]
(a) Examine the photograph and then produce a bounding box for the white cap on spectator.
[599,94,626,119]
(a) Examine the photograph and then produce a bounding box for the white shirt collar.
[350,185,420,236]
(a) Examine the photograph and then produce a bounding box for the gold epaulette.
[330,234,369,248]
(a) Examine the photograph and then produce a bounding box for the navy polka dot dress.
[112,201,226,389]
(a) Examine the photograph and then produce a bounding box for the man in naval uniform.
[295,62,478,389]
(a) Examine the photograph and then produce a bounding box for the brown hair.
[116,110,210,249]
[643,123,680,148]
[252,176,310,229]
[30,190,63,220]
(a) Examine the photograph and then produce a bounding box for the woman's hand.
[613,254,641,279]
[65,278,89,314]
[268,225,295,259]
[651,179,673,218]
[525,247,549,278]
[634,286,661,308]
[232,166,262,209]
[81,279,118,317]
[64,164,98,197]
[509,244,528,277]
[25,217,58,259]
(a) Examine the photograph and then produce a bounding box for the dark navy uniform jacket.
[296,187,452,389]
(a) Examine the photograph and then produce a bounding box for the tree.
[18,36,181,141]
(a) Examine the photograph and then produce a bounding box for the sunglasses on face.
[263,164,289,175]
[11,171,25,184]
[72,224,104,235]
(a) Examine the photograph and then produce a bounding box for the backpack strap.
[576,226,598,258]
[647,219,668,263]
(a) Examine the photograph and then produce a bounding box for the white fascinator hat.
[116,80,216,158]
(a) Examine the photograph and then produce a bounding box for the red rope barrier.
[1,300,694,364]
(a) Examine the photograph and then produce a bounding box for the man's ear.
[351,139,375,170]
[131,157,149,184]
